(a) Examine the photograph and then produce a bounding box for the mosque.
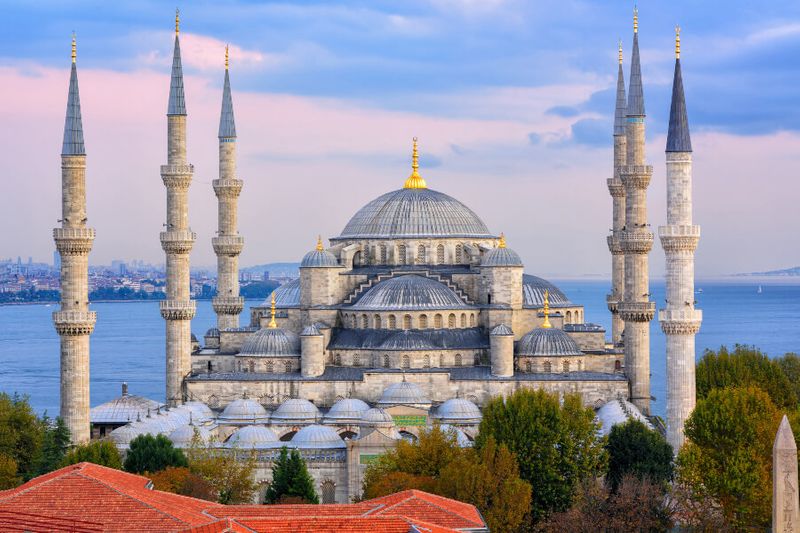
[55,8,700,503]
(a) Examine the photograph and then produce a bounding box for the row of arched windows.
[344,312,476,330]
[361,243,469,266]
[331,352,480,368]
[564,310,583,324]
[236,359,293,373]
[520,359,584,373]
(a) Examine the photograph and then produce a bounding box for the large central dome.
[336,188,493,239]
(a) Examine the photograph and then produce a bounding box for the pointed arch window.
[436,244,445,264]
[417,245,426,263]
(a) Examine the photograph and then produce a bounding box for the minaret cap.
[403,137,427,189]
[618,39,623,65]
[675,25,681,59]
[541,290,552,329]
[316,235,324,251]
[633,6,638,33]
[268,293,277,329]
[71,32,76,64]
[498,233,506,249]
[225,44,229,70]
[175,8,180,35]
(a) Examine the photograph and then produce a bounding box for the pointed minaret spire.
[666,26,692,153]
[627,7,645,117]
[218,47,236,138]
[62,33,85,156]
[168,9,186,116]
[614,41,627,136]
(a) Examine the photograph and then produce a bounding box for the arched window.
[544,361,552,373]
[397,244,406,265]
[566,311,572,324]
[455,244,463,264]
[577,359,583,371]
[423,355,430,369]
[352,250,362,266]
[417,244,426,263]
[208,395,219,408]
[563,360,570,372]
[374,315,382,329]
[434,314,443,328]
[285,361,292,373]
[402,355,410,369]
[353,353,361,367]
[388,315,397,329]
[236,361,242,372]
[334,354,342,366]
[525,360,533,373]
[207,360,212,372]
[266,361,274,373]
[455,354,462,367]
[419,314,428,329]
[379,244,387,264]
[403,314,412,330]
[474,353,480,366]
[469,314,475,327]
[436,244,445,264]
[248,361,255,373]
[614,359,622,372]
[361,314,368,328]
[460,313,467,328]
[439,354,444,367]
[320,479,336,503]
[448,313,456,328]
[384,354,390,368]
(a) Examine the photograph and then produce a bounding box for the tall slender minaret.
[618,7,655,415]
[660,27,701,451]
[607,40,627,347]
[54,35,96,444]
[160,10,196,406]
[212,46,244,330]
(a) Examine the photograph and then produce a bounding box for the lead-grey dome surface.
[482,247,523,267]
[240,327,300,356]
[336,188,493,239]
[301,249,339,268]
[378,381,431,406]
[350,275,471,311]
[323,398,370,424]
[291,424,346,449]
[360,407,395,427]
[90,391,163,424]
[265,278,300,308]
[169,424,212,448]
[517,327,582,357]
[225,425,279,448]
[271,398,321,424]
[522,274,572,308]
[219,398,270,424]
[434,398,482,424]
[490,324,514,336]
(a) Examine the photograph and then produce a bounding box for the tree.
[676,386,780,530]
[0,453,20,489]
[62,440,123,469]
[35,417,71,475]
[148,466,216,501]
[777,352,800,405]
[185,437,257,504]
[0,393,45,481]
[476,389,606,523]
[264,447,319,504]
[696,345,796,408]
[606,419,673,492]
[124,434,187,474]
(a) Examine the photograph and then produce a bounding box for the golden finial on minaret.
[175,8,180,35]
[633,6,638,34]
[225,44,229,70]
[675,25,681,59]
[542,289,552,329]
[71,32,76,64]
[316,235,324,251]
[403,137,428,189]
[498,233,506,249]
[268,292,277,328]
[618,39,623,65]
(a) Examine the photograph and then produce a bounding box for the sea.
[1,279,799,419]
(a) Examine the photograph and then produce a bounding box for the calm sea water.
[1,280,799,419]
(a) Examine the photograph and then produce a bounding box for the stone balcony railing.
[160,164,194,176]
[212,179,244,198]
[658,225,700,238]
[53,227,96,255]
[160,300,197,320]
[619,230,654,254]
[618,301,656,322]
[160,230,196,254]
[53,227,96,240]
[606,178,625,197]
[212,235,245,256]
[53,310,97,336]
[212,296,245,315]
[619,165,654,175]
[659,225,700,252]
[659,309,702,335]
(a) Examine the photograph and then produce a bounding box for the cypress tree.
[264,447,319,504]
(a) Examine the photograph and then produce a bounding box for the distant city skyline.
[2,1,799,276]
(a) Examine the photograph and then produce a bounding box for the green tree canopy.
[777,352,800,405]
[264,447,319,504]
[123,434,187,474]
[606,419,673,492]
[35,417,71,476]
[0,393,45,481]
[62,440,122,470]
[185,436,257,504]
[475,389,606,523]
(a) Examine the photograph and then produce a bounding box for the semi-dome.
[595,399,653,437]
[218,398,270,425]
[169,424,212,448]
[265,278,301,308]
[434,398,482,424]
[516,327,583,357]
[291,424,346,449]
[271,398,321,424]
[377,381,431,406]
[360,407,395,427]
[225,425,279,449]
[240,327,300,356]
[351,275,470,312]
[522,275,572,307]
[324,398,371,424]
[336,188,493,240]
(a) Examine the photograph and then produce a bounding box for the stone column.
[489,324,514,377]
[773,415,799,532]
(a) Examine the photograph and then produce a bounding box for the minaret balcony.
[618,301,655,322]
[606,178,625,198]
[160,164,194,176]
[212,296,245,315]
[212,179,243,198]
[53,227,95,255]
[160,230,196,254]
[619,165,653,189]
[659,225,700,252]
[606,294,620,313]
[53,310,97,336]
[659,309,702,335]
[160,300,197,320]
[606,235,623,254]
[212,235,244,256]
[619,231,654,254]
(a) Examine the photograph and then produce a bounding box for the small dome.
[517,328,582,357]
[180,401,215,423]
[490,324,514,336]
[169,424,211,448]
[271,398,321,424]
[324,398,370,424]
[378,381,431,406]
[360,407,395,427]
[191,333,199,342]
[205,327,220,337]
[291,424,346,449]
[351,275,471,312]
[264,278,301,308]
[438,424,474,447]
[595,399,653,437]
[522,275,572,307]
[301,249,339,268]
[483,246,523,267]
[434,399,482,424]
[109,424,139,448]
[90,389,162,425]
[219,398,270,424]
[226,425,279,449]
[301,324,322,336]
[240,327,300,356]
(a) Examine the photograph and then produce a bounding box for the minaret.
[54,35,96,444]
[160,10,196,406]
[607,40,627,347]
[660,27,701,451]
[618,7,655,415]
[212,45,244,331]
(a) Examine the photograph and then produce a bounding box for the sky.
[1,0,799,277]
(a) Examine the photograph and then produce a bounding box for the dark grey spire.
[167,34,186,116]
[218,68,236,138]
[626,32,645,117]
[666,59,692,152]
[62,48,85,156]
[613,58,627,136]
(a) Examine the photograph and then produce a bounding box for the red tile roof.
[0,463,487,533]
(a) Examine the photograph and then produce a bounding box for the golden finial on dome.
[225,44,229,70]
[498,233,506,249]
[542,289,552,329]
[633,6,638,34]
[403,137,428,189]
[71,32,76,64]
[675,25,681,59]
[175,8,180,35]
[268,292,277,328]
[316,235,324,251]
[618,39,623,65]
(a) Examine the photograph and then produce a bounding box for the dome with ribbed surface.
[240,327,300,356]
[378,381,431,406]
[490,324,514,336]
[336,188,493,239]
[434,399,482,424]
[522,274,572,307]
[291,424,346,449]
[323,398,370,424]
[265,279,300,308]
[271,398,321,424]
[517,328,582,357]
[301,249,339,268]
[225,425,279,449]
[360,407,395,427]
[219,399,270,424]
[351,275,470,312]
[483,246,523,267]
[205,327,220,337]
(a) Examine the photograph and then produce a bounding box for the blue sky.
[2,1,800,276]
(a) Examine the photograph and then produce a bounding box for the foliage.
[148,466,216,501]
[61,440,123,470]
[363,470,437,498]
[0,453,20,489]
[676,386,780,530]
[476,389,606,523]
[35,417,71,476]
[777,352,800,406]
[696,345,796,408]
[185,436,257,504]
[264,447,319,504]
[606,419,673,492]
[124,434,187,474]
[0,393,45,482]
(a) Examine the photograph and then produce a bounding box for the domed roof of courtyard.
[516,327,583,357]
[271,398,321,424]
[377,381,431,406]
[180,401,215,422]
[482,235,523,267]
[351,275,471,312]
[109,423,140,448]
[169,423,212,448]
[218,398,270,424]
[360,407,395,427]
[595,399,653,437]
[434,398,482,424]
[264,278,301,308]
[90,383,163,424]
[522,275,572,307]
[301,237,339,267]
[240,327,300,356]
[323,398,371,424]
[205,327,220,337]
[225,425,279,449]
[291,424,346,449]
